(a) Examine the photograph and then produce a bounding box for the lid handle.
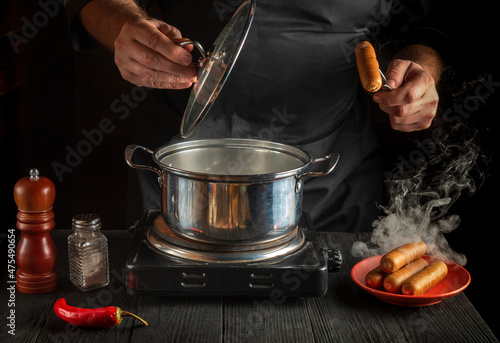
[174,38,207,67]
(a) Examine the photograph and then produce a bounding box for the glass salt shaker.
[68,213,109,291]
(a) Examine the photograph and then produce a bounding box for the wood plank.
[223,296,315,343]
[3,289,62,343]
[387,296,499,343]
[130,296,223,343]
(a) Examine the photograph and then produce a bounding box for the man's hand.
[114,17,197,89]
[79,0,197,89]
[372,44,443,132]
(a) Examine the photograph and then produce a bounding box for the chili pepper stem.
[117,308,149,326]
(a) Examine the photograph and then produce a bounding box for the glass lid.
[180,0,256,138]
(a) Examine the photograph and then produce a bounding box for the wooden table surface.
[2,223,498,343]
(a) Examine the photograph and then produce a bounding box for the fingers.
[116,39,196,81]
[130,20,193,66]
[374,71,431,111]
[384,59,416,89]
[387,107,436,132]
[114,18,197,89]
[373,60,439,132]
[117,55,195,89]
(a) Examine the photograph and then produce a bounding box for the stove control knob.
[327,248,342,272]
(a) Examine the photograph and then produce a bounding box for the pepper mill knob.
[14,169,56,211]
[13,169,58,294]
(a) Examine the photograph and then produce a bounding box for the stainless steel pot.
[125,139,339,243]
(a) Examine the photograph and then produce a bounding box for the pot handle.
[298,153,340,181]
[124,144,162,178]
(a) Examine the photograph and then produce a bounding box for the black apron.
[129,0,392,231]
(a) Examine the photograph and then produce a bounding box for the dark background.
[1,0,498,338]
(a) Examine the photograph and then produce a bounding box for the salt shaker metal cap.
[72,213,102,230]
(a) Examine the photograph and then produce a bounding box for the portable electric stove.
[126,210,341,297]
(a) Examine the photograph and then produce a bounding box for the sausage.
[383,257,428,293]
[355,41,382,92]
[365,266,387,289]
[380,241,426,273]
[401,261,448,296]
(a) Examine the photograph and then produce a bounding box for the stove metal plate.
[146,216,305,263]
[150,216,300,251]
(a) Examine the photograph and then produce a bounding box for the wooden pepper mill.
[13,169,58,294]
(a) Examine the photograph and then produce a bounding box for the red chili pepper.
[54,298,148,327]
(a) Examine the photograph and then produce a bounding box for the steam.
[352,128,484,266]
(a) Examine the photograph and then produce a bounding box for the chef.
[65,0,444,232]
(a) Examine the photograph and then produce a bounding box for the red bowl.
[351,255,471,306]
